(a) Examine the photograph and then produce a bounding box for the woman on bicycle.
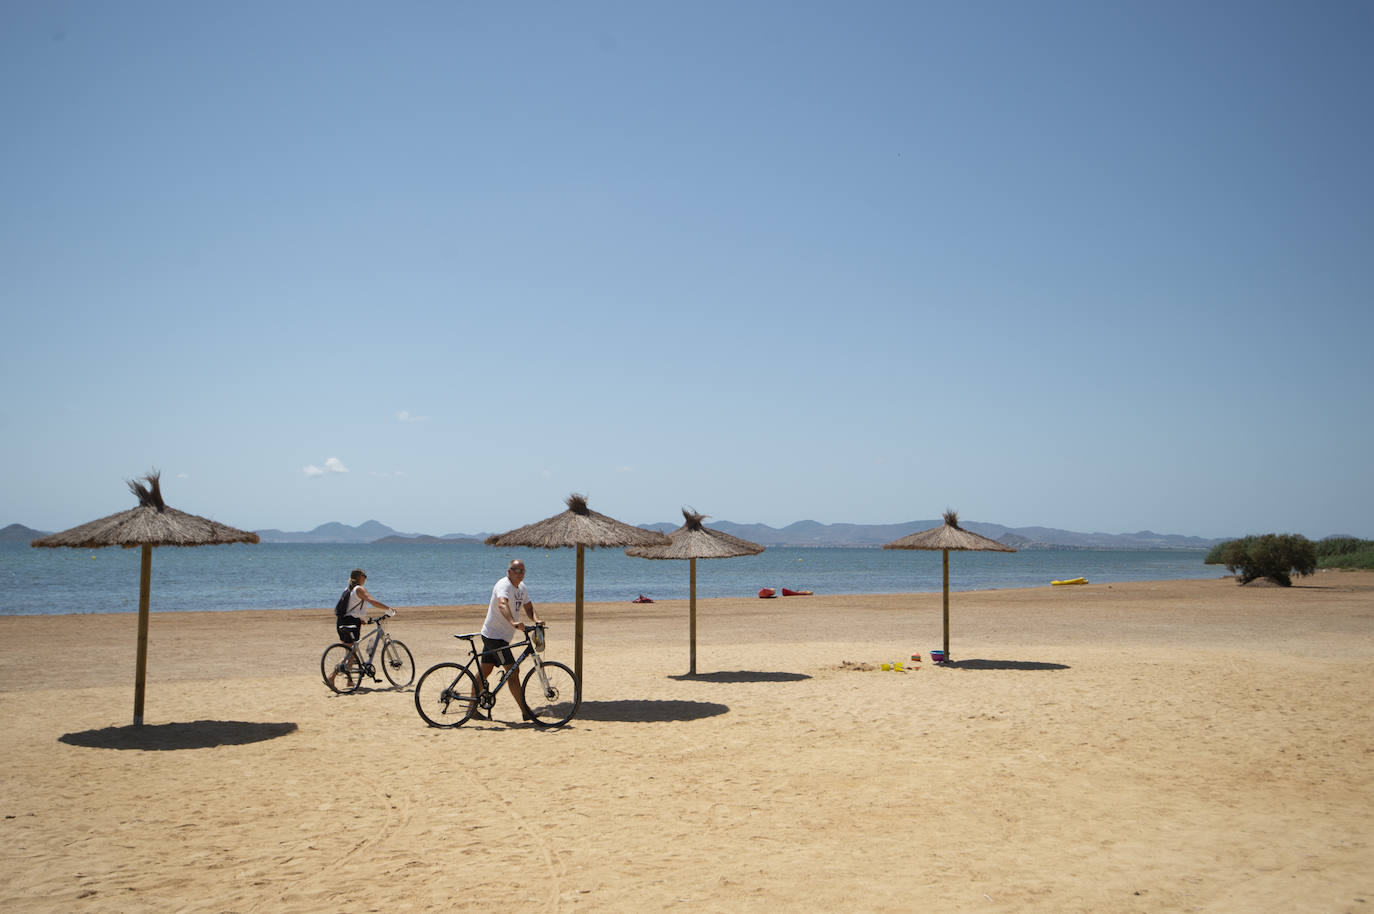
[331,569,391,687]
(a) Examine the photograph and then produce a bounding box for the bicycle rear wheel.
[414,663,479,728]
[321,643,362,694]
[522,660,580,727]
[381,639,415,688]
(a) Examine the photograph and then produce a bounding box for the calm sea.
[1,541,1218,617]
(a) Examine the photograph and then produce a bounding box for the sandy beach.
[1,571,1371,913]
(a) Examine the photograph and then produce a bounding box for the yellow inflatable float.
[1051,577,1088,586]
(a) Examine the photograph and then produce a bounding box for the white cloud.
[305,457,349,477]
[396,410,429,423]
[616,465,636,473]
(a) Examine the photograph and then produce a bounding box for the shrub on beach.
[1315,537,1374,570]
[1205,534,1317,586]
[1315,536,1374,557]
[1320,549,1374,569]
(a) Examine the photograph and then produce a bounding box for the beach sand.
[1,571,1371,913]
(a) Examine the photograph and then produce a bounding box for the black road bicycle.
[414,623,580,728]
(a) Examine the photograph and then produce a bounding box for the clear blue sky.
[4,2,1371,540]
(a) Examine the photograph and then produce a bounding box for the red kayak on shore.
[758,588,777,599]
[781,588,813,596]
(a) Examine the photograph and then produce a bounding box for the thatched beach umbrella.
[626,509,765,675]
[31,472,259,726]
[485,494,669,682]
[883,510,1015,661]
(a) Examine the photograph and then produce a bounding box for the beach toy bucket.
[931,650,946,662]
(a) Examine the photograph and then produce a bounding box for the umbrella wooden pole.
[942,549,950,660]
[574,544,585,683]
[689,557,698,675]
[134,544,152,726]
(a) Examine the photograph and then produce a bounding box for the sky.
[3,1,1372,540]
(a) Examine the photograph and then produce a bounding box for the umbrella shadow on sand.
[667,670,811,683]
[941,659,1070,671]
[59,720,298,751]
[574,699,730,723]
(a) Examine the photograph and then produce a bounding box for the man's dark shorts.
[481,636,515,667]
[337,618,361,644]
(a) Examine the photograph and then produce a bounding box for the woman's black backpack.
[334,586,354,618]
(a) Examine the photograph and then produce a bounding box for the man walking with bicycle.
[480,560,543,722]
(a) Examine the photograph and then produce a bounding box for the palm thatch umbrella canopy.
[31,472,259,725]
[883,510,1015,660]
[626,509,765,674]
[484,494,668,682]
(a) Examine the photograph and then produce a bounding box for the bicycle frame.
[464,632,553,704]
[342,615,394,673]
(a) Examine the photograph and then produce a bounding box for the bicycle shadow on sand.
[667,670,812,683]
[328,685,409,695]
[59,720,299,751]
[574,699,730,723]
[940,659,1070,671]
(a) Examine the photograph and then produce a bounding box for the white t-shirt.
[482,576,531,641]
[346,586,367,621]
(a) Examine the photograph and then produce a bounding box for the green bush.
[1319,549,1374,570]
[1204,541,1230,565]
[1316,536,1374,557]
[1205,533,1317,586]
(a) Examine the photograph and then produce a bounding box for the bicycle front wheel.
[522,660,580,727]
[321,643,362,694]
[381,639,415,688]
[414,663,479,728]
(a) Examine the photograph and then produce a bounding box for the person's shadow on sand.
[667,670,811,683]
[940,659,1069,671]
[58,720,298,750]
[574,700,730,723]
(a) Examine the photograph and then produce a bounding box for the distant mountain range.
[245,519,1223,549]
[1,519,1226,549]
[640,519,1222,550]
[249,521,478,544]
[1,523,46,542]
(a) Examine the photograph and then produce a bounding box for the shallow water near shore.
[3,541,1215,615]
